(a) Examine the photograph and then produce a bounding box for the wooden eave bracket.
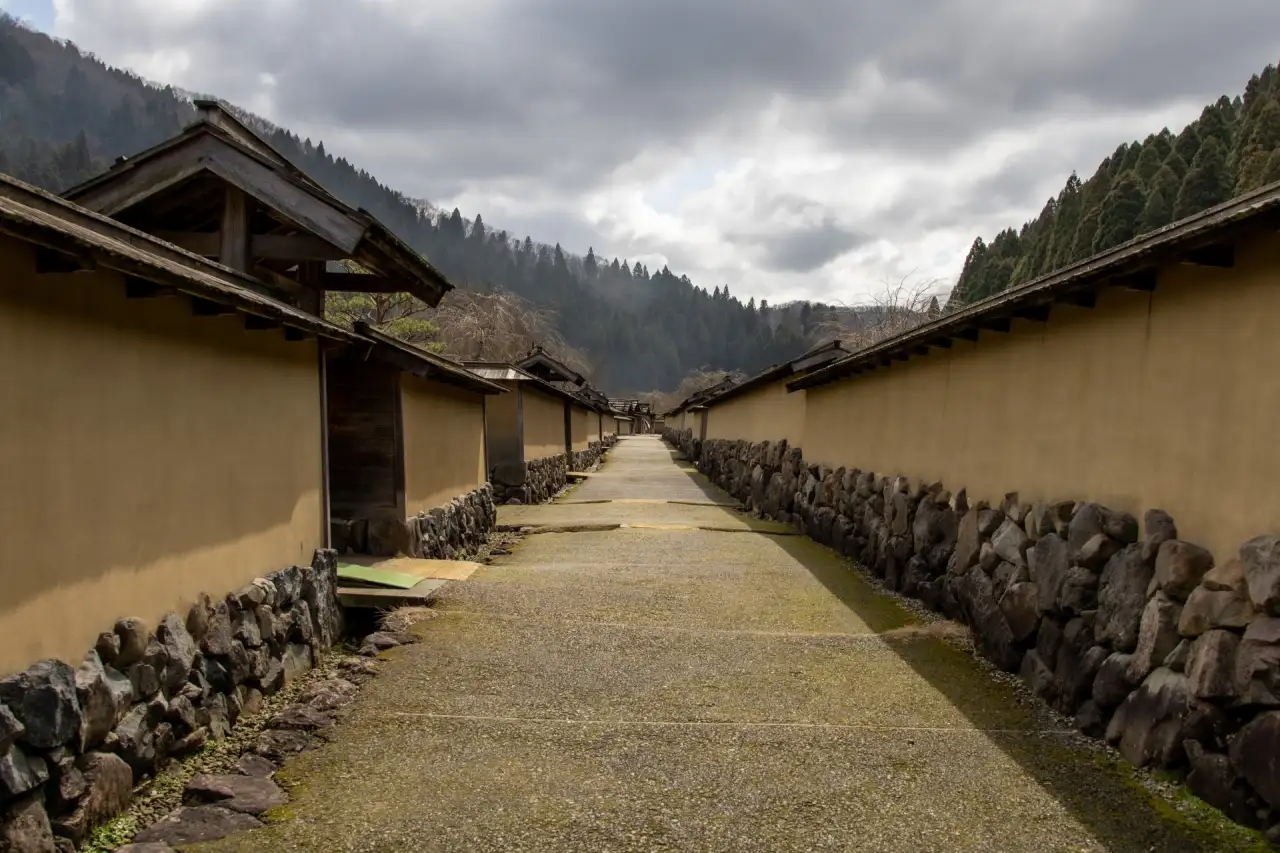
[1181,243,1235,268]
[34,245,96,274]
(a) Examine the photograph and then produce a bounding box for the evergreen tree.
[583,247,598,277]
[1162,151,1190,181]
[1173,124,1201,166]
[1047,173,1083,271]
[1070,207,1101,261]
[1093,172,1146,253]
[1262,149,1280,186]
[1135,143,1165,187]
[1174,136,1230,220]
[1235,100,1280,193]
[1138,166,1180,232]
[1116,142,1142,177]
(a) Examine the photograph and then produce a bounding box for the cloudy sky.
[7,1,1280,304]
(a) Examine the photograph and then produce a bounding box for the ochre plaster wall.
[0,236,323,675]
[704,380,807,447]
[400,374,487,514]
[484,381,522,469]
[570,405,592,450]
[802,230,1280,561]
[522,386,567,461]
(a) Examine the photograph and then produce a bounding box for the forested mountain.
[0,15,823,393]
[953,62,1280,306]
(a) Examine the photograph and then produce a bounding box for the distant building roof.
[462,360,590,406]
[467,365,532,382]
[352,323,507,395]
[699,340,849,407]
[665,376,739,416]
[516,345,585,386]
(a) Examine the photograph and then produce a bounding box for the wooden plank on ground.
[337,578,448,609]
[337,563,422,590]
[342,556,482,581]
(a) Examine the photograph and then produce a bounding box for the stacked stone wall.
[493,438,615,506]
[0,551,343,848]
[331,484,497,560]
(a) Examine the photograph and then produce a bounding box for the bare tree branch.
[428,287,596,382]
[813,274,949,350]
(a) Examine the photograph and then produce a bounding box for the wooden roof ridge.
[0,172,356,343]
[60,103,455,308]
[516,347,585,385]
[789,178,1280,392]
[352,322,507,395]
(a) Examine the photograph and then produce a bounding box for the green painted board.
[336,563,422,590]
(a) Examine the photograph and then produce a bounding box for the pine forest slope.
[953,61,1280,306]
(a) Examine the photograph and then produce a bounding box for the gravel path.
[201,436,1221,852]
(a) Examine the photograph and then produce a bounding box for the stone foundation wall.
[494,439,614,506]
[0,550,342,848]
[570,440,606,474]
[664,427,699,463]
[684,434,1280,839]
[330,483,496,559]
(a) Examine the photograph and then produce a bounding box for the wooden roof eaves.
[515,349,585,385]
[788,179,1280,392]
[0,174,357,344]
[352,322,507,395]
[64,122,454,307]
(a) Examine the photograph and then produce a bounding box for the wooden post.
[297,260,324,316]
[219,185,251,273]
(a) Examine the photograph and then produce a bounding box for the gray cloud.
[52,0,1280,301]
[741,219,868,273]
[67,1,1280,191]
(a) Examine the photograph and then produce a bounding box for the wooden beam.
[124,276,177,299]
[1117,270,1158,292]
[244,315,282,331]
[64,139,206,215]
[34,246,94,274]
[1015,304,1051,323]
[202,138,365,253]
[1183,243,1235,268]
[913,345,931,356]
[297,260,324,315]
[155,231,346,261]
[1060,289,1097,309]
[191,297,235,317]
[251,264,309,302]
[930,338,953,349]
[284,326,313,342]
[955,327,980,342]
[984,317,1012,333]
[219,185,251,273]
[317,271,402,293]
